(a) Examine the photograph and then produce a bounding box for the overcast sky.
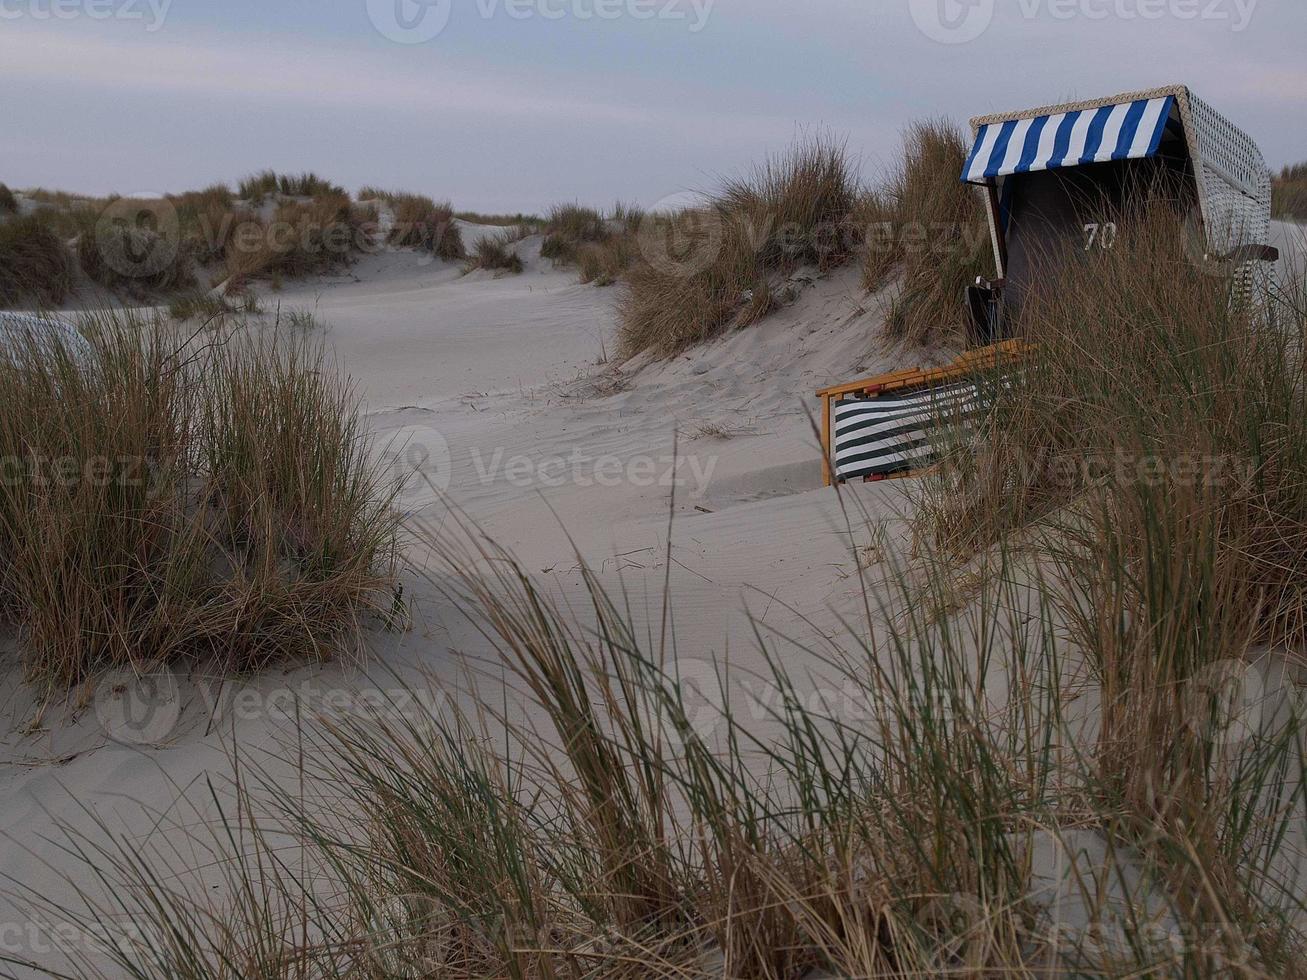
[2,0,1304,213]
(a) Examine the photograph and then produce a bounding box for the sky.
[2,0,1304,214]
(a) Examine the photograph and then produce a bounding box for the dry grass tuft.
[78,222,197,298]
[866,119,992,345]
[539,203,608,265]
[0,213,74,308]
[618,135,858,358]
[467,234,523,274]
[0,311,400,692]
[239,171,346,200]
[223,194,368,293]
[577,235,634,286]
[1274,162,1307,220]
[386,194,464,260]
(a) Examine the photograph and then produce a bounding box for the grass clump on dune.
[0,213,75,309]
[864,119,991,345]
[577,234,634,286]
[0,183,17,214]
[1274,162,1307,220]
[223,194,369,293]
[467,233,523,274]
[166,184,258,266]
[385,193,464,260]
[539,203,608,264]
[619,135,858,358]
[78,219,197,298]
[0,311,400,692]
[239,170,346,200]
[455,209,544,227]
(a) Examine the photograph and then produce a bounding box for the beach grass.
[865,119,991,345]
[0,212,75,309]
[13,492,1305,976]
[1274,163,1307,221]
[618,134,857,358]
[467,233,524,274]
[0,311,400,693]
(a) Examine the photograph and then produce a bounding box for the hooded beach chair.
[962,84,1279,337]
[819,84,1277,486]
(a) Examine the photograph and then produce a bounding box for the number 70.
[1084,222,1118,250]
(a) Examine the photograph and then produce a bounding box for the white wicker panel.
[1183,89,1272,259]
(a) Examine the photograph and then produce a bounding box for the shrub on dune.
[0,312,400,691]
[618,212,771,357]
[0,183,17,215]
[238,170,280,200]
[577,234,635,286]
[166,185,250,266]
[0,214,75,308]
[456,209,544,227]
[720,134,858,269]
[277,172,347,198]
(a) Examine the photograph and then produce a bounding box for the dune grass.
[78,220,197,298]
[223,194,369,293]
[456,209,544,227]
[864,119,992,345]
[239,171,346,200]
[168,288,261,324]
[0,311,400,692]
[467,233,524,274]
[1274,162,1307,221]
[539,203,609,265]
[0,213,75,309]
[14,486,1307,976]
[618,135,858,358]
[164,184,252,266]
[384,193,464,260]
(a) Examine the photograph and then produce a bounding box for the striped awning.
[962,95,1174,184]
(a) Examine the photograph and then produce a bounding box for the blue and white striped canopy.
[962,96,1175,184]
